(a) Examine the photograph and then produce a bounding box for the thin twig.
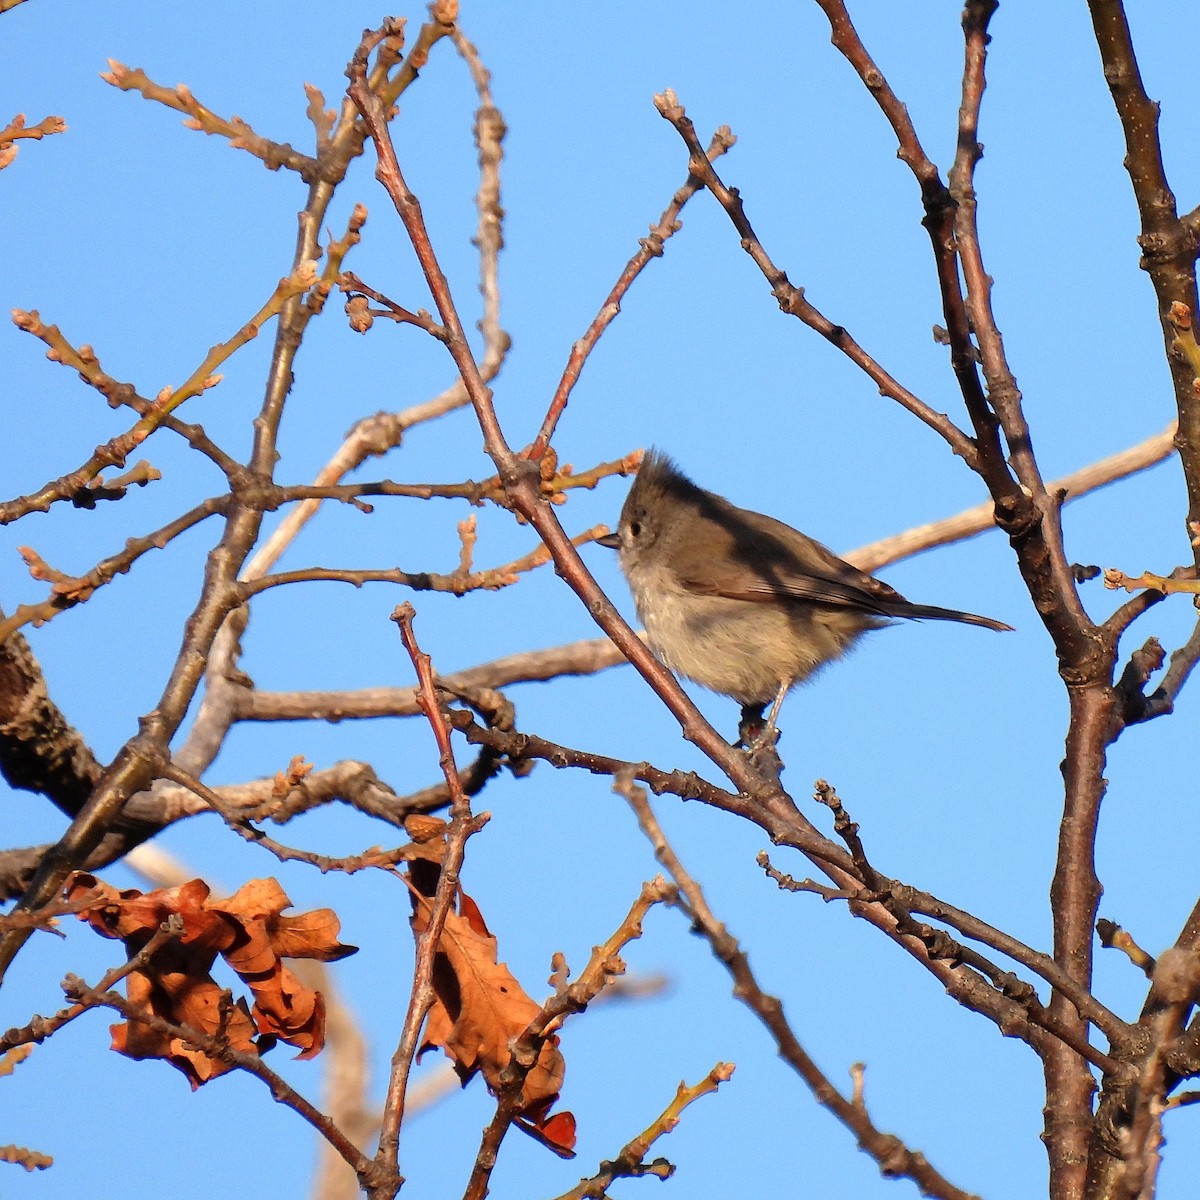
[372,602,477,1197]
[463,876,677,1200]
[651,88,980,471]
[0,916,181,1053]
[235,525,609,602]
[64,975,371,1174]
[620,776,982,1200]
[527,126,735,459]
[158,762,411,874]
[548,1063,734,1200]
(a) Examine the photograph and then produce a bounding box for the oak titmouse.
[598,451,1012,735]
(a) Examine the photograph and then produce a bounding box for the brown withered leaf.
[411,868,574,1153]
[65,872,356,1087]
[113,966,259,1085]
[404,814,450,896]
[0,1143,54,1172]
[214,877,354,1056]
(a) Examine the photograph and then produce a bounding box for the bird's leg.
[764,681,789,741]
[736,703,767,749]
[737,683,789,749]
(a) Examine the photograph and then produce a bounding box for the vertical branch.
[450,26,510,393]
[949,8,1112,1194]
[1087,0,1200,568]
[369,603,478,1200]
[176,12,460,783]
[1046,689,1115,1199]
[811,0,1021,508]
[1083,5,1200,1193]
[949,1,1095,654]
[949,2,1036,484]
[810,8,1137,1195]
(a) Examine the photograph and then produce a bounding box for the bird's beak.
[596,531,620,549]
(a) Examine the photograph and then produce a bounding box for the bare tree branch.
[621,775,982,1200]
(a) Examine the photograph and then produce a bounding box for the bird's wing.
[669,503,904,615]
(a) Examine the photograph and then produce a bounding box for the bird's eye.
[629,520,642,538]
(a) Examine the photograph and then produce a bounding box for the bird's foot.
[737,705,785,778]
[735,704,768,750]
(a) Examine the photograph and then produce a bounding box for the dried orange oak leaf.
[407,819,575,1154]
[65,873,356,1088]
[0,1143,53,1172]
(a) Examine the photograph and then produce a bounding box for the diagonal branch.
[101,62,322,180]
[651,89,980,470]
[810,0,1019,497]
[0,9,462,982]
[621,776,983,1200]
[527,125,736,460]
[346,25,801,826]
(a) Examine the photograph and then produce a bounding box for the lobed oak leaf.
[205,878,356,1056]
[65,872,355,1081]
[404,835,574,1149]
[67,873,217,948]
[112,968,258,1089]
[264,905,358,963]
[414,892,566,1117]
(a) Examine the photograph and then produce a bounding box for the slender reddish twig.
[651,89,981,471]
[371,602,479,1198]
[526,126,735,460]
[811,0,1018,504]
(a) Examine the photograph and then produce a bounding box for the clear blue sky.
[3,3,1198,1198]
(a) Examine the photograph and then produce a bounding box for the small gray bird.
[598,450,1011,739]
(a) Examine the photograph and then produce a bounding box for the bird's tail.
[890,603,1014,633]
